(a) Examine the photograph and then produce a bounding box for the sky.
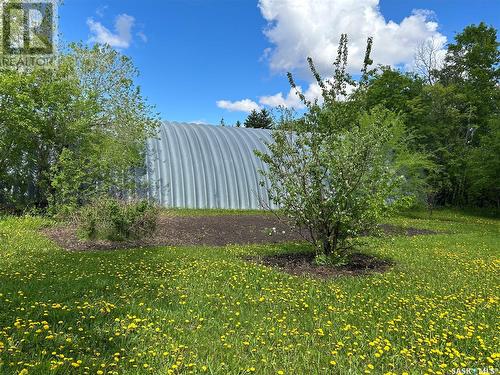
[58,0,500,125]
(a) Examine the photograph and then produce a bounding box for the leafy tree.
[0,43,159,212]
[409,23,499,206]
[468,117,500,207]
[0,59,86,210]
[362,23,500,207]
[439,22,499,139]
[256,35,430,264]
[365,67,424,116]
[244,109,273,129]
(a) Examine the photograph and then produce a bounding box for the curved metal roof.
[145,121,275,209]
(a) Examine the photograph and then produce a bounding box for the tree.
[467,117,500,207]
[362,23,500,207]
[410,23,500,206]
[244,110,259,128]
[244,109,273,129]
[0,43,160,212]
[235,120,241,128]
[414,37,443,84]
[256,35,430,264]
[365,67,424,115]
[438,22,499,138]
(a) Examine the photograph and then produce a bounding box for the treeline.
[242,23,498,208]
[362,23,499,208]
[251,22,498,208]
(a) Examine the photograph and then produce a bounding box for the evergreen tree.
[244,109,273,129]
[258,109,273,129]
[235,120,241,128]
[244,110,260,128]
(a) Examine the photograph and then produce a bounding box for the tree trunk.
[323,237,332,256]
[332,222,340,255]
[323,222,340,257]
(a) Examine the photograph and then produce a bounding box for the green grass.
[0,211,498,374]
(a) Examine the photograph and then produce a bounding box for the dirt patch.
[43,214,305,251]
[42,214,437,251]
[247,252,394,278]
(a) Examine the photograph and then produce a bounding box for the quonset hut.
[144,121,275,209]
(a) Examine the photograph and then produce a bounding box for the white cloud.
[137,31,148,43]
[259,79,359,109]
[191,119,208,125]
[87,13,136,49]
[95,5,108,18]
[216,99,261,113]
[259,82,324,109]
[258,0,447,76]
[218,0,447,113]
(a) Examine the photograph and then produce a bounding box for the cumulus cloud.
[218,80,355,112]
[87,13,136,49]
[259,82,326,109]
[258,0,447,76]
[218,0,447,112]
[216,99,261,113]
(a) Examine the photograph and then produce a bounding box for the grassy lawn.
[0,211,498,374]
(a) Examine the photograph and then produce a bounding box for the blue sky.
[59,0,500,125]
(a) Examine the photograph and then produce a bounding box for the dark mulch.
[247,252,394,278]
[43,214,304,251]
[42,214,437,251]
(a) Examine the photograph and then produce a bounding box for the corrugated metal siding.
[145,122,275,209]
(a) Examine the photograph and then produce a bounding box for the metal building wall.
[145,122,276,209]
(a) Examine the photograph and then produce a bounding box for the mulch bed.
[42,214,436,252]
[43,214,303,251]
[246,252,394,279]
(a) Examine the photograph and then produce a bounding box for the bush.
[78,197,158,241]
[255,35,431,265]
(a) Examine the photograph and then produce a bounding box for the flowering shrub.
[256,35,432,264]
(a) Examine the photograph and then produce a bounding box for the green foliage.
[468,117,500,206]
[0,43,160,213]
[78,197,158,241]
[256,35,431,263]
[244,109,273,129]
[439,22,499,132]
[364,67,424,115]
[362,23,500,208]
[313,252,348,267]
